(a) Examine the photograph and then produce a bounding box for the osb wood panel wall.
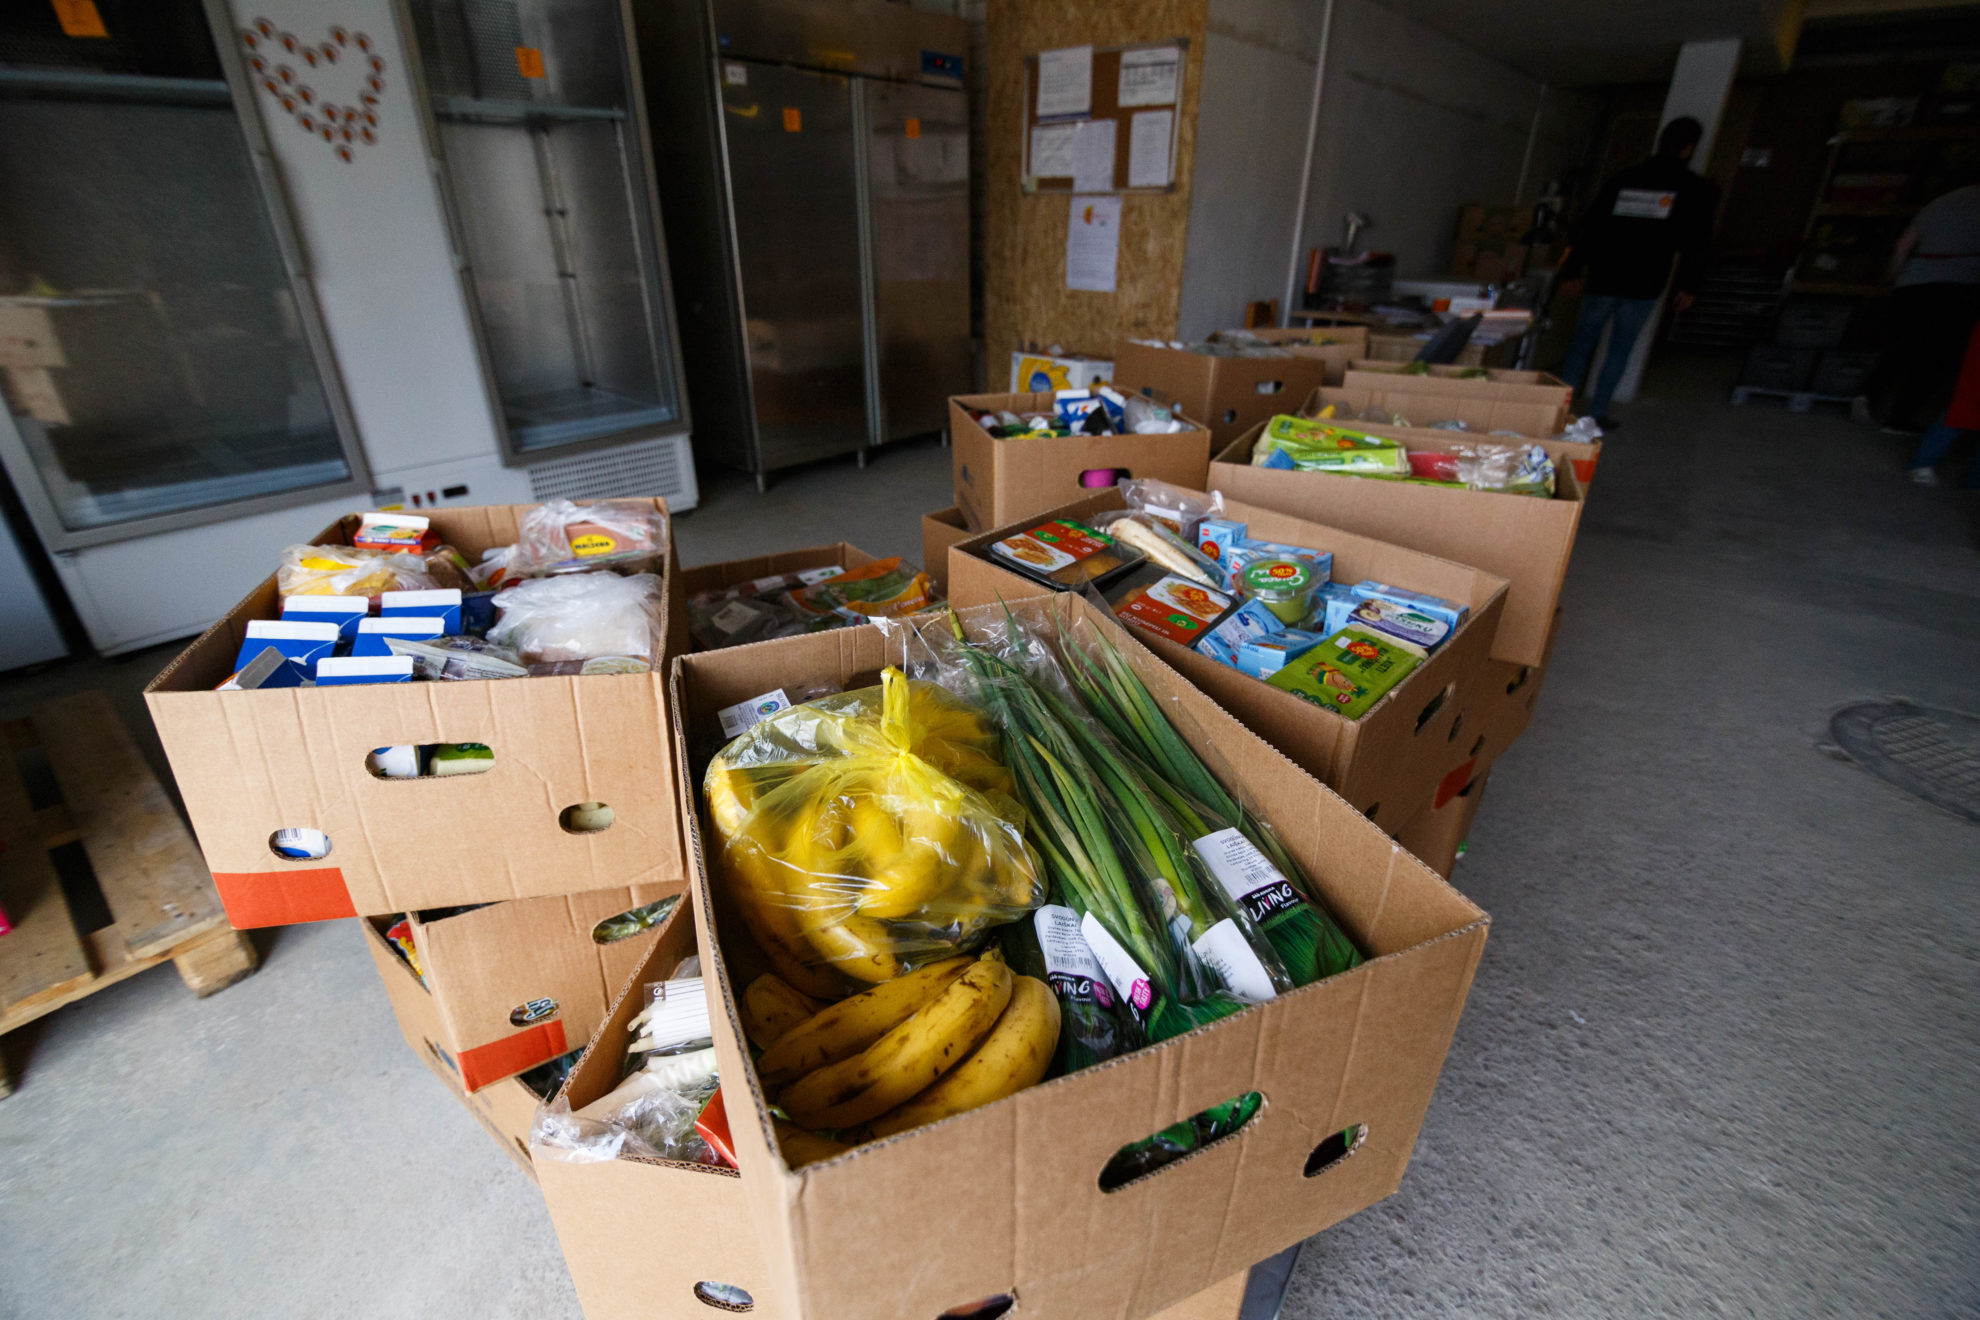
[984,0,1210,371]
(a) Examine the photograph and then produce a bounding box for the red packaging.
[1407,450,1459,482]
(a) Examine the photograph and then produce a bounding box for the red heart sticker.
[241,17,383,162]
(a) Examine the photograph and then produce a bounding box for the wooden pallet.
[0,691,257,1096]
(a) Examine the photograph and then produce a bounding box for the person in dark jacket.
[1556,116,1719,426]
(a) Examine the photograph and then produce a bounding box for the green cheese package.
[1250,416,1410,475]
[1265,625,1423,719]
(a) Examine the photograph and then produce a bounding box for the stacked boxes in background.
[948,391,1213,532]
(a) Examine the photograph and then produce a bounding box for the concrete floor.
[1,355,1975,1318]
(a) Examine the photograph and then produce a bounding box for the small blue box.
[316,655,415,686]
[1314,582,1360,636]
[381,588,462,636]
[1349,580,1467,631]
[1236,628,1328,679]
[1195,598,1283,669]
[281,595,368,640]
[234,620,340,681]
[1197,520,1247,581]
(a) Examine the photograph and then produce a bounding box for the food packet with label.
[780,558,937,630]
[510,499,666,577]
[277,543,440,598]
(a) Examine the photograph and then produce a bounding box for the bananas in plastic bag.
[703,668,1044,999]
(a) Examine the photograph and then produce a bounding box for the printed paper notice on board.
[1036,45,1093,117]
[1066,195,1122,293]
[1030,122,1077,177]
[1127,109,1173,187]
[1072,118,1117,192]
[1118,45,1180,107]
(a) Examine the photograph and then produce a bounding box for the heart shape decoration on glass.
[240,18,384,163]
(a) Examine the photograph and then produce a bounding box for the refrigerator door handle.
[851,76,884,454]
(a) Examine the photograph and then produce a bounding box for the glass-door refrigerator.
[0,2,371,647]
[398,0,689,464]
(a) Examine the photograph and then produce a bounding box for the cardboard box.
[662,597,1488,1320]
[371,883,683,1091]
[536,884,1255,1320]
[1010,350,1113,393]
[144,501,688,928]
[1341,367,1571,427]
[949,392,1213,533]
[1112,340,1337,449]
[1467,606,1563,764]
[1363,332,1518,370]
[1348,359,1566,388]
[921,507,972,597]
[1312,384,1565,439]
[361,913,559,1181]
[0,303,67,369]
[1450,241,1526,283]
[1393,766,1490,880]
[948,490,1508,828]
[1222,325,1370,387]
[1301,385,1598,487]
[1214,411,1584,668]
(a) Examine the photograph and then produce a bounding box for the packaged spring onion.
[701,670,1046,1000]
[908,603,1291,1043]
[1057,619,1364,985]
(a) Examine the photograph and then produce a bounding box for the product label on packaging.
[569,532,619,558]
[797,565,843,585]
[1191,919,1279,1003]
[1035,905,1114,1009]
[991,531,1077,574]
[1613,188,1675,220]
[1192,828,1301,924]
[718,688,792,740]
[710,601,760,634]
[1080,912,1154,1013]
[1116,573,1233,644]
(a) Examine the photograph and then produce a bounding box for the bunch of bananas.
[741,952,1061,1162]
[704,673,1045,999]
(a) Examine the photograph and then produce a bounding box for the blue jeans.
[1559,295,1658,420]
[1909,418,1978,487]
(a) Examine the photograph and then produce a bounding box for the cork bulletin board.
[1020,40,1187,193]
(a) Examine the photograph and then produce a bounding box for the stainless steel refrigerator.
[632,0,971,488]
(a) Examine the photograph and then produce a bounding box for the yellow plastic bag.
[703,668,1044,1000]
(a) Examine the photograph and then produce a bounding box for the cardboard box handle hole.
[1097,1091,1264,1193]
[510,997,559,1027]
[365,743,495,779]
[939,1295,1015,1319]
[692,1282,754,1311]
[268,827,331,861]
[1506,667,1531,696]
[1446,713,1464,744]
[1079,467,1128,488]
[1303,1123,1366,1177]
[1253,379,1283,394]
[1414,683,1455,734]
[593,895,681,944]
[1469,734,1485,758]
[560,801,615,833]
[1362,801,1380,822]
[1220,408,1238,423]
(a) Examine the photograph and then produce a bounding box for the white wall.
[1177,0,1598,337]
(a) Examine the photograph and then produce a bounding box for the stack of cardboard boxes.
[934,363,1595,879]
[140,490,1501,1318]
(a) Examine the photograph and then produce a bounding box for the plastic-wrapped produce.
[488,572,667,667]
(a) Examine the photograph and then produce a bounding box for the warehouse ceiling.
[1372,0,1980,86]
